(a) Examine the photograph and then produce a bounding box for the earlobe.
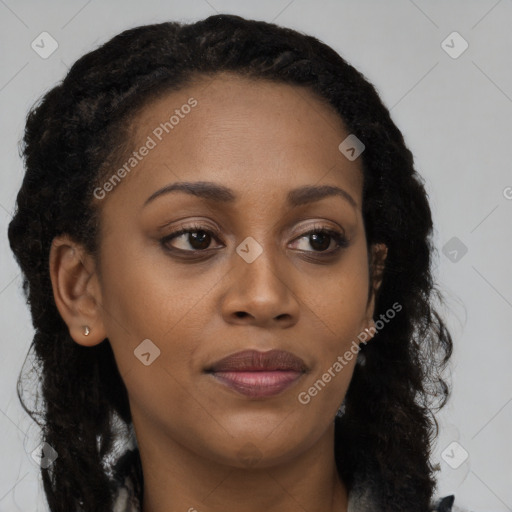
[363,318,378,342]
[49,234,107,347]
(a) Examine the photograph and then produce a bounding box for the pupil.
[190,231,210,250]
[311,233,330,251]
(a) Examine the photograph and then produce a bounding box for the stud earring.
[83,325,91,336]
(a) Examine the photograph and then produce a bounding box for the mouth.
[204,349,308,399]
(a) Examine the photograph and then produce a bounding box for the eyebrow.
[143,181,357,209]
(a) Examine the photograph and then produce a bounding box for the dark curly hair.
[7,13,453,512]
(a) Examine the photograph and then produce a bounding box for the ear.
[361,242,388,339]
[49,234,107,346]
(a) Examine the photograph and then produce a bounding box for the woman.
[8,13,467,512]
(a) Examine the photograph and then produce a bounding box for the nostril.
[235,311,248,318]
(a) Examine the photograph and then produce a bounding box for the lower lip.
[208,370,304,398]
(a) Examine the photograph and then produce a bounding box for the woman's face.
[85,72,383,468]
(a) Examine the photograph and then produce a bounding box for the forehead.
[97,71,364,213]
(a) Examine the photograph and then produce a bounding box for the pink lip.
[209,370,304,398]
[206,349,307,372]
[205,349,308,398]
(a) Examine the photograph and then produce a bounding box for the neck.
[133,416,348,512]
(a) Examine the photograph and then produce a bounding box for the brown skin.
[49,72,387,512]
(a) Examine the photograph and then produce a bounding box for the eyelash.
[160,222,349,258]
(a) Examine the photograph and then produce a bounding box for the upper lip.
[205,349,307,373]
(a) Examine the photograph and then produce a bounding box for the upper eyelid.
[160,217,347,236]
[161,224,348,251]
[163,223,346,239]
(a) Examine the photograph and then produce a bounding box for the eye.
[160,223,223,253]
[290,225,349,254]
[160,222,349,257]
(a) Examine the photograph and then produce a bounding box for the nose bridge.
[219,228,301,325]
[234,232,285,295]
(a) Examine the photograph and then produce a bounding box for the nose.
[220,247,300,329]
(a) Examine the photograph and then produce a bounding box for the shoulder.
[111,444,143,512]
[430,494,474,512]
[112,476,140,512]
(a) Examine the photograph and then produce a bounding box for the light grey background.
[1,1,511,510]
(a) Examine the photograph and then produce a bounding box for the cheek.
[97,235,213,375]
[293,254,369,415]
[304,250,370,349]
[98,248,213,430]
